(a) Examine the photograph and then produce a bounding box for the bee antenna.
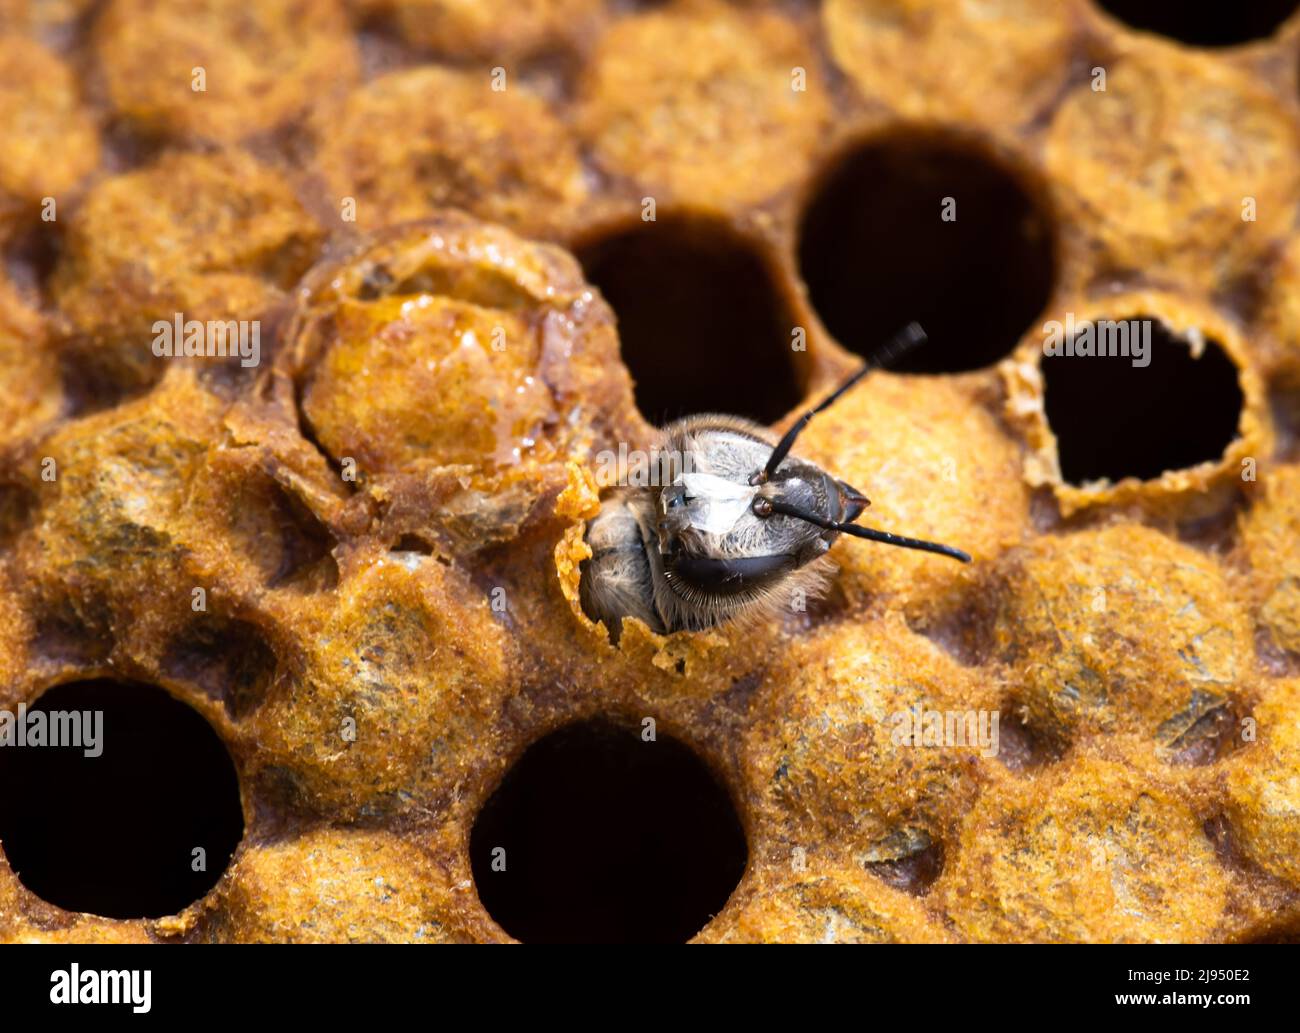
[765,499,971,563]
[754,322,927,484]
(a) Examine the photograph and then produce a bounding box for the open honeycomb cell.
[0,0,1299,946]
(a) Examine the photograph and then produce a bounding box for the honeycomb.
[1,0,1299,944]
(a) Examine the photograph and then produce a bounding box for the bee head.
[649,322,969,612]
[653,430,867,601]
[583,322,968,638]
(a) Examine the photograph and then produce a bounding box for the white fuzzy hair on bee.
[579,323,971,640]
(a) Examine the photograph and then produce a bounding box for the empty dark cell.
[0,679,244,919]
[470,719,747,943]
[798,133,1056,373]
[579,217,802,425]
[1043,320,1243,484]
[1095,1,1297,47]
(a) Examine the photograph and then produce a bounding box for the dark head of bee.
[654,450,869,598]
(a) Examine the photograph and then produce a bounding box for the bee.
[579,323,971,640]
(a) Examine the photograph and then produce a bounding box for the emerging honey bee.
[579,324,970,639]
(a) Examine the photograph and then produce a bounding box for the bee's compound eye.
[662,486,687,512]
